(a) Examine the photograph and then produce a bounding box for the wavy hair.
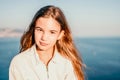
[20,5,84,80]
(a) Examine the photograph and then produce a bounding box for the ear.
[57,30,64,40]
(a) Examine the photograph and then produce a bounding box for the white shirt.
[9,45,77,80]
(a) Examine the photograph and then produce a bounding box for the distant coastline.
[0,28,120,38]
[0,28,23,38]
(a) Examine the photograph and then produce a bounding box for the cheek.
[48,36,56,42]
[34,32,41,41]
[49,34,59,40]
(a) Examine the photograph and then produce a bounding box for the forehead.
[35,17,61,31]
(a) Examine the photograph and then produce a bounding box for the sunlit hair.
[20,5,84,80]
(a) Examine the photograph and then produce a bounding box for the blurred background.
[0,0,120,80]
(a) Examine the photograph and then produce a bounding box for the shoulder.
[58,54,74,71]
[57,53,75,77]
[55,52,73,68]
[10,47,33,66]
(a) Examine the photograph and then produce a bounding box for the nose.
[41,32,48,41]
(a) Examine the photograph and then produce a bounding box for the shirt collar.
[30,44,66,65]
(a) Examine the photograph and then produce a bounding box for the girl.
[9,5,84,80]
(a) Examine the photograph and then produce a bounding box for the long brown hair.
[20,5,84,80]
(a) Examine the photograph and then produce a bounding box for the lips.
[39,41,48,46]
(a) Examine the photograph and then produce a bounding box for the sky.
[0,0,120,37]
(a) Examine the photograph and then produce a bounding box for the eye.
[35,27,43,32]
[50,30,57,34]
[50,31,56,34]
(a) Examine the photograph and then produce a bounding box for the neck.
[36,46,55,66]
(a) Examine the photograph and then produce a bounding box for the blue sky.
[0,0,120,37]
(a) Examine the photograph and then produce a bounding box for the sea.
[0,37,120,80]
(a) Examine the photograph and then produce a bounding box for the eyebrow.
[50,30,58,33]
[35,26,41,28]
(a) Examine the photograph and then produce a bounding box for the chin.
[36,46,46,51]
[36,44,50,50]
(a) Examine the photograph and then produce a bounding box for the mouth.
[39,41,48,46]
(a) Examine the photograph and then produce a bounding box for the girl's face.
[34,17,63,51]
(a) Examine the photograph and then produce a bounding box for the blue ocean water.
[74,37,120,80]
[0,38,20,80]
[0,37,120,80]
